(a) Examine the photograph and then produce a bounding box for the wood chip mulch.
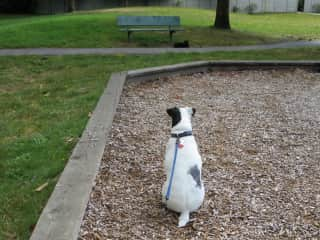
[79,69,320,240]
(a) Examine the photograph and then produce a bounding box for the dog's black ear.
[166,107,181,127]
[192,108,196,117]
[167,107,178,117]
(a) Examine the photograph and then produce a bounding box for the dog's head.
[166,107,196,132]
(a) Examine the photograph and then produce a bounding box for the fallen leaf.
[65,137,74,143]
[42,91,50,97]
[34,182,48,192]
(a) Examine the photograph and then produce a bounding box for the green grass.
[1,48,320,239]
[0,7,319,48]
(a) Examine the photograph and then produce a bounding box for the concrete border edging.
[30,61,320,240]
[127,60,320,82]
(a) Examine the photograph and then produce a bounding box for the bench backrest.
[117,16,181,26]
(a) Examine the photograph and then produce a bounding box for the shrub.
[245,3,258,14]
[232,6,239,13]
[312,4,320,13]
[175,0,182,7]
[0,0,34,13]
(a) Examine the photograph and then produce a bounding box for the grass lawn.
[1,48,320,239]
[0,7,319,48]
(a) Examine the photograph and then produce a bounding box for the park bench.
[117,16,184,42]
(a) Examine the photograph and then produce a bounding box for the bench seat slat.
[120,28,184,32]
[117,16,180,26]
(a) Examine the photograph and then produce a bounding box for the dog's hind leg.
[178,211,190,227]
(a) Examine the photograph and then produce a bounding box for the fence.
[147,0,216,9]
[304,0,320,12]
[33,0,217,13]
[33,0,300,14]
[230,0,298,13]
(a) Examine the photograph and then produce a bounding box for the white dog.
[162,107,205,227]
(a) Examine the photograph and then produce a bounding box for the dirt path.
[0,41,320,56]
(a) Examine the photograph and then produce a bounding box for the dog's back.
[162,136,204,212]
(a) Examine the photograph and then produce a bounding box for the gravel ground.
[79,69,320,240]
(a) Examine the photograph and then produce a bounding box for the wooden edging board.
[30,61,320,240]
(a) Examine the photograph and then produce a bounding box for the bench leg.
[128,31,132,42]
[169,31,175,43]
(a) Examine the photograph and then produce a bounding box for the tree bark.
[214,0,231,30]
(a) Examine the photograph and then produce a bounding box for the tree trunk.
[214,0,231,30]
[66,0,75,12]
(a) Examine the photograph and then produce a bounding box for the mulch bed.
[79,69,320,239]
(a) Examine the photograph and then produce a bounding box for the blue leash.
[165,139,179,201]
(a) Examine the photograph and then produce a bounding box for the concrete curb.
[30,61,320,240]
[127,60,320,82]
